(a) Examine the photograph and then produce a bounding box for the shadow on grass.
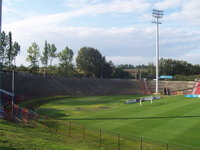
[54,100,122,106]
[27,96,124,109]
[36,108,67,118]
[0,147,18,150]
[64,115,200,120]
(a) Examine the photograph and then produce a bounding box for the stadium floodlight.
[152,9,164,94]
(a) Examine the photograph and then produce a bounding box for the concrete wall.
[147,80,195,93]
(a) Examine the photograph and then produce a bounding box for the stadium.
[1,73,200,150]
[1,0,200,150]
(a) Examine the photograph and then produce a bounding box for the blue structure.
[0,101,3,118]
[0,89,15,119]
[160,75,173,79]
[184,95,200,98]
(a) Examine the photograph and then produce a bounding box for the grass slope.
[0,120,103,150]
[35,95,200,148]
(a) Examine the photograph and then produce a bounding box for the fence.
[29,114,199,150]
[1,103,200,150]
[170,88,193,95]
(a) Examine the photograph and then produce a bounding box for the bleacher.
[194,82,200,94]
[147,81,195,94]
[2,72,199,99]
[1,73,144,99]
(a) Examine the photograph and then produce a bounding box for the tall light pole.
[0,0,2,94]
[152,9,164,94]
[0,0,2,118]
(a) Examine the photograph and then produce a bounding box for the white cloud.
[154,0,185,10]
[5,16,200,66]
[157,0,200,26]
[107,55,154,65]
[64,0,102,8]
[3,0,200,66]
[177,49,200,64]
[3,0,150,31]
[64,0,150,14]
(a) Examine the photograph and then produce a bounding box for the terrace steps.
[194,82,200,94]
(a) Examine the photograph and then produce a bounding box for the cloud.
[3,0,150,31]
[154,0,185,10]
[107,55,154,65]
[64,0,150,14]
[64,0,102,8]
[156,0,200,26]
[3,0,200,67]
[5,18,200,66]
[177,49,200,65]
[159,28,200,57]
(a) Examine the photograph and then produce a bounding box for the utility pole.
[0,0,2,95]
[152,9,164,94]
[0,0,2,118]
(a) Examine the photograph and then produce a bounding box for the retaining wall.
[147,81,195,93]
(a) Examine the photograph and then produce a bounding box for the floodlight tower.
[152,9,164,94]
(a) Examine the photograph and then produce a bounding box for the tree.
[97,56,106,78]
[0,31,20,69]
[76,47,103,77]
[113,67,131,79]
[57,47,74,77]
[41,41,49,66]
[12,41,21,65]
[5,32,13,68]
[0,31,7,64]
[147,62,156,76]
[49,43,57,66]
[102,60,114,78]
[16,64,29,73]
[41,41,49,78]
[26,42,40,73]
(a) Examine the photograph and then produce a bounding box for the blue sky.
[2,0,200,66]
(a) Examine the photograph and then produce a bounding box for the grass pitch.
[0,120,103,150]
[36,95,200,148]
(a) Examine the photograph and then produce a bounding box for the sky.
[2,0,200,66]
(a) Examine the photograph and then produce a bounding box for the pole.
[0,0,2,102]
[156,18,159,94]
[34,114,37,127]
[45,116,47,128]
[11,58,15,114]
[118,134,120,150]
[68,121,71,137]
[83,125,85,140]
[56,120,58,132]
[152,9,164,93]
[99,129,102,147]
[12,58,15,94]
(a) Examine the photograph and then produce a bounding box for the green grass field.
[35,95,200,148]
[0,120,105,150]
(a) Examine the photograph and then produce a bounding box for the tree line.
[24,41,123,78]
[1,31,200,80]
[147,58,200,80]
[0,31,20,70]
